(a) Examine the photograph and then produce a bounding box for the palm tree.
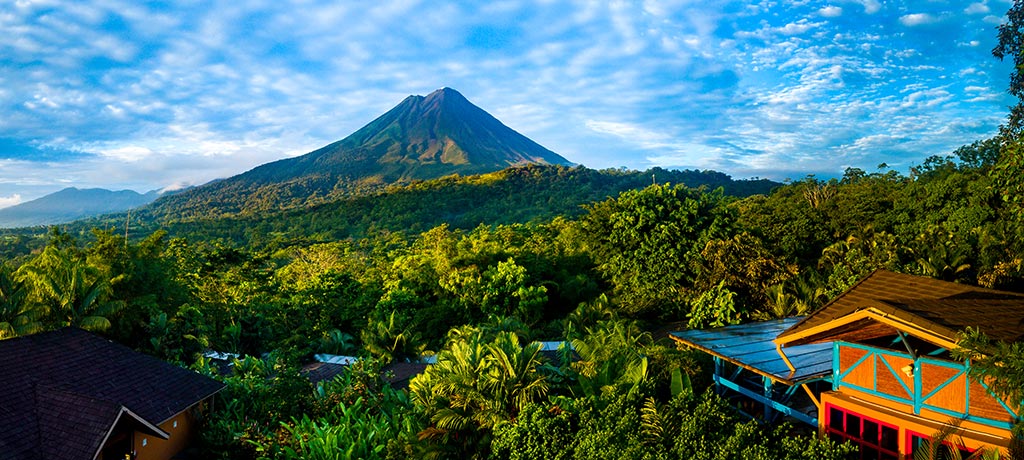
[482,332,548,415]
[410,330,549,458]
[0,266,42,339]
[361,310,425,364]
[318,328,357,355]
[911,419,1014,460]
[564,293,617,338]
[570,319,651,397]
[18,248,124,332]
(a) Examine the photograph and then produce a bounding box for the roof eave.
[670,334,829,386]
[91,406,170,460]
[774,307,960,350]
[154,383,226,426]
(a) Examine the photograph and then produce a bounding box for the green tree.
[994,0,1024,138]
[18,246,124,332]
[0,265,41,339]
[991,1,1024,223]
[409,329,549,459]
[693,231,796,317]
[570,320,650,398]
[362,309,425,364]
[480,258,548,324]
[581,184,735,316]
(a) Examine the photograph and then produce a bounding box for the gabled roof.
[670,317,832,385]
[0,328,225,460]
[775,270,1024,348]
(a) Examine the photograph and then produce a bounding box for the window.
[825,404,900,460]
[908,432,974,459]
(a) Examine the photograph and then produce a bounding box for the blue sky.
[0,0,1015,208]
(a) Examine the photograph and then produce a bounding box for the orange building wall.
[132,404,200,460]
[836,344,1018,427]
[822,390,1012,457]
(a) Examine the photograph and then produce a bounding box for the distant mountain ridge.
[0,187,159,228]
[149,87,572,220]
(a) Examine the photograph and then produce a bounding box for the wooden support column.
[714,356,723,396]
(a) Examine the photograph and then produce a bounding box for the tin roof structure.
[670,317,832,385]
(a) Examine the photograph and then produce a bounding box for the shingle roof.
[0,328,225,460]
[302,361,349,384]
[775,270,1024,347]
[382,362,428,390]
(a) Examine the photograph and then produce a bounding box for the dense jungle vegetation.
[1,138,1021,458]
[4,3,1024,457]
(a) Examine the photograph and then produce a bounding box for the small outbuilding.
[0,327,225,460]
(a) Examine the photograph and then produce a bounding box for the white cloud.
[586,120,672,148]
[0,194,22,209]
[965,3,990,15]
[96,145,153,162]
[983,15,1003,25]
[0,0,1014,190]
[819,6,843,18]
[855,0,881,14]
[779,20,825,35]
[900,13,938,26]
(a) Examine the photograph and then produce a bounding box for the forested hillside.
[1,136,1020,458]
[9,164,776,250]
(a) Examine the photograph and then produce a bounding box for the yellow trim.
[776,343,797,374]
[863,308,959,350]
[774,308,959,350]
[774,309,875,345]
[802,383,822,411]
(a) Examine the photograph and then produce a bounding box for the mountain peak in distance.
[150,88,573,219]
[296,86,571,175]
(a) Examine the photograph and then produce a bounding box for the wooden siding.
[969,380,1014,422]
[920,361,965,414]
[877,353,913,400]
[839,345,873,389]
[834,342,1018,431]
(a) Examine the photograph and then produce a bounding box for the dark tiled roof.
[776,270,1024,346]
[302,361,429,390]
[382,362,428,389]
[0,328,225,460]
[302,361,349,384]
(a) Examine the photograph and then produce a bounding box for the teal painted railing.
[833,341,1016,430]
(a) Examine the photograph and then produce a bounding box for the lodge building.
[671,270,1022,458]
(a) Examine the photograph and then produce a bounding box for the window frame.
[824,404,901,460]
